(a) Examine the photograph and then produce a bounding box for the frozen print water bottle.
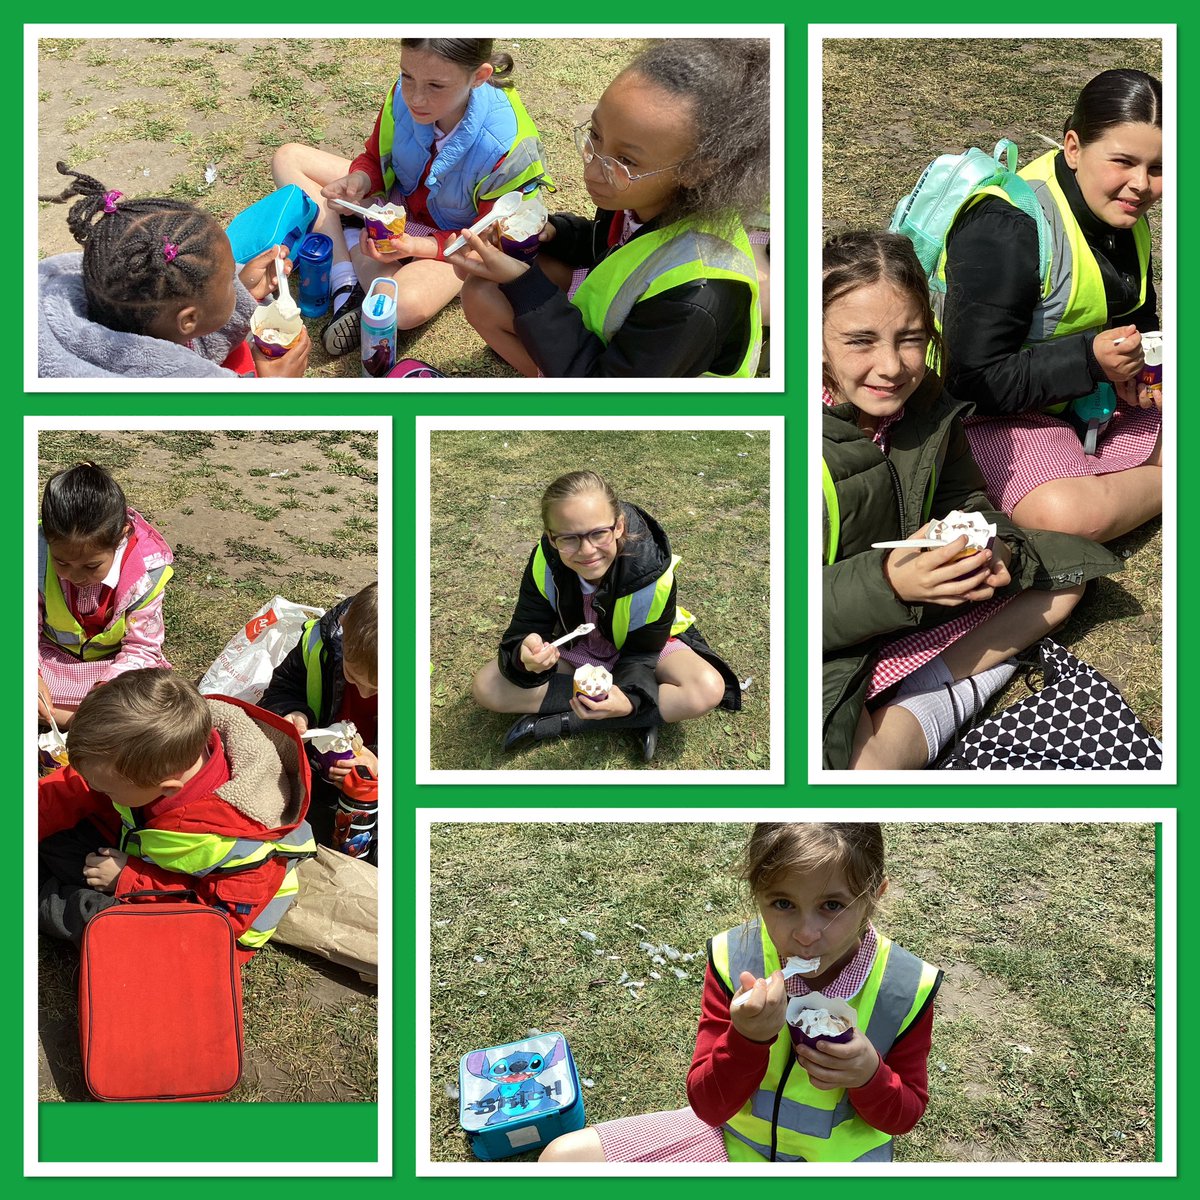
[296,233,333,318]
[361,277,398,378]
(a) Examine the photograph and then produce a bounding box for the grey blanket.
[38,252,257,379]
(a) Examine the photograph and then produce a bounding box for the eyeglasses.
[548,523,618,554]
[572,124,681,193]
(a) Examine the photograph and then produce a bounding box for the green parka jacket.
[822,377,1124,769]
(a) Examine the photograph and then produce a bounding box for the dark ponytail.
[400,38,514,88]
[1065,69,1162,146]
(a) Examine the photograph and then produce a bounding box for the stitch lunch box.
[458,1032,585,1160]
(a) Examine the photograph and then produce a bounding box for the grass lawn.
[428,429,770,771]
[822,36,1164,737]
[37,429,379,1103]
[428,821,1157,1163]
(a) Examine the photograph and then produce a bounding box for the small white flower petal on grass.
[582,1078,595,1088]
[704,903,714,912]
[606,955,620,961]
[472,955,485,963]
[663,945,681,961]
[631,923,649,932]
[476,989,488,996]
[616,972,630,986]
[434,919,451,927]
[445,1083,460,1100]
[204,164,218,184]
[638,942,657,953]
[559,917,569,925]
[652,955,666,965]
[1014,1044,1034,1055]
[672,967,689,980]
[579,931,597,942]
[649,971,662,980]
[741,677,754,690]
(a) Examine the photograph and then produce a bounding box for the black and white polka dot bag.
[940,639,1162,770]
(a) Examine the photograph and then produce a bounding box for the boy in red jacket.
[38,668,317,962]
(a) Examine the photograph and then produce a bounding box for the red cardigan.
[685,961,934,1135]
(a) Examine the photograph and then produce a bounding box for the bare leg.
[939,585,1085,678]
[460,255,574,377]
[271,142,409,296]
[391,257,465,330]
[848,704,927,770]
[1012,467,1161,541]
[655,645,726,724]
[471,660,549,714]
[271,144,357,271]
[539,1127,607,1162]
[849,584,1084,770]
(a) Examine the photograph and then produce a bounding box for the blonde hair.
[341,583,378,685]
[539,470,642,555]
[741,823,887,928]
[68,668,213,787]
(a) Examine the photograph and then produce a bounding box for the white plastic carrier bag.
[198,596,324,704]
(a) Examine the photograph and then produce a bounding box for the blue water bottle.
[295,233,333,318]
[361,278,398,378]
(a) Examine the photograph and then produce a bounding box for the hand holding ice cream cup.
[302,720,364,781]
[1138,330,1163,409]
[497,193,549,264]
[250,297,305,359]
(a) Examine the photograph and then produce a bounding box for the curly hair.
[400,38,515,88]
[623,38,770,233]
[39,162,228,336]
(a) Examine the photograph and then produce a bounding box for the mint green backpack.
[889,139,1052,299]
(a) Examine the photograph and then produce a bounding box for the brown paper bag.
[274,846,378,983]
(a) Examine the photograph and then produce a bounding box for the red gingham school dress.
[821,388,1015,700]
[593,928,882,1162]
[963,402,1160,515]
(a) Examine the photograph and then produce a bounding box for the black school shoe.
[502,711,571,752]
[323,280,366,357]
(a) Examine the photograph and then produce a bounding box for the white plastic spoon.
[441,191,523,258]
[548,622,595,649]
[275,249,298,317]
[329,197,383,220]
[871,538,951,550]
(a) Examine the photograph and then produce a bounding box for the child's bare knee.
[700,665,726,712]
[471,663,502,710]
[271,143,303,179]
[1049,582,1086,624]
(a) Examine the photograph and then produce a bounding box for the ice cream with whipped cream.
[250,298,304,358]
[305,719,364,778]
[573,663,612,702]
[786,996,855,1050]
[498,194,548,263]
[364,202,407,250]
[928,509,996,560]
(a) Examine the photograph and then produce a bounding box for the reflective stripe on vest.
[38,535,172,661]
[821,459,839,566]
[300,618,325,719]
[571,221,762,378]
[116,811,318,951]
[378,83,552,201]
[531,543,558,611]
[710,918,941,1162]
[530,547,694,650]
[934,150,1149,415]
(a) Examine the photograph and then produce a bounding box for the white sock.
[891,656,1018,766]
[330,261,357,312]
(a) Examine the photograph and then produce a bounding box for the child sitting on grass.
[451,38,770,377]
[260,584,378,862]
[38,461,173,729]
[540,823,942,1163]
[38,162,310,379]
[38,669,317,962]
